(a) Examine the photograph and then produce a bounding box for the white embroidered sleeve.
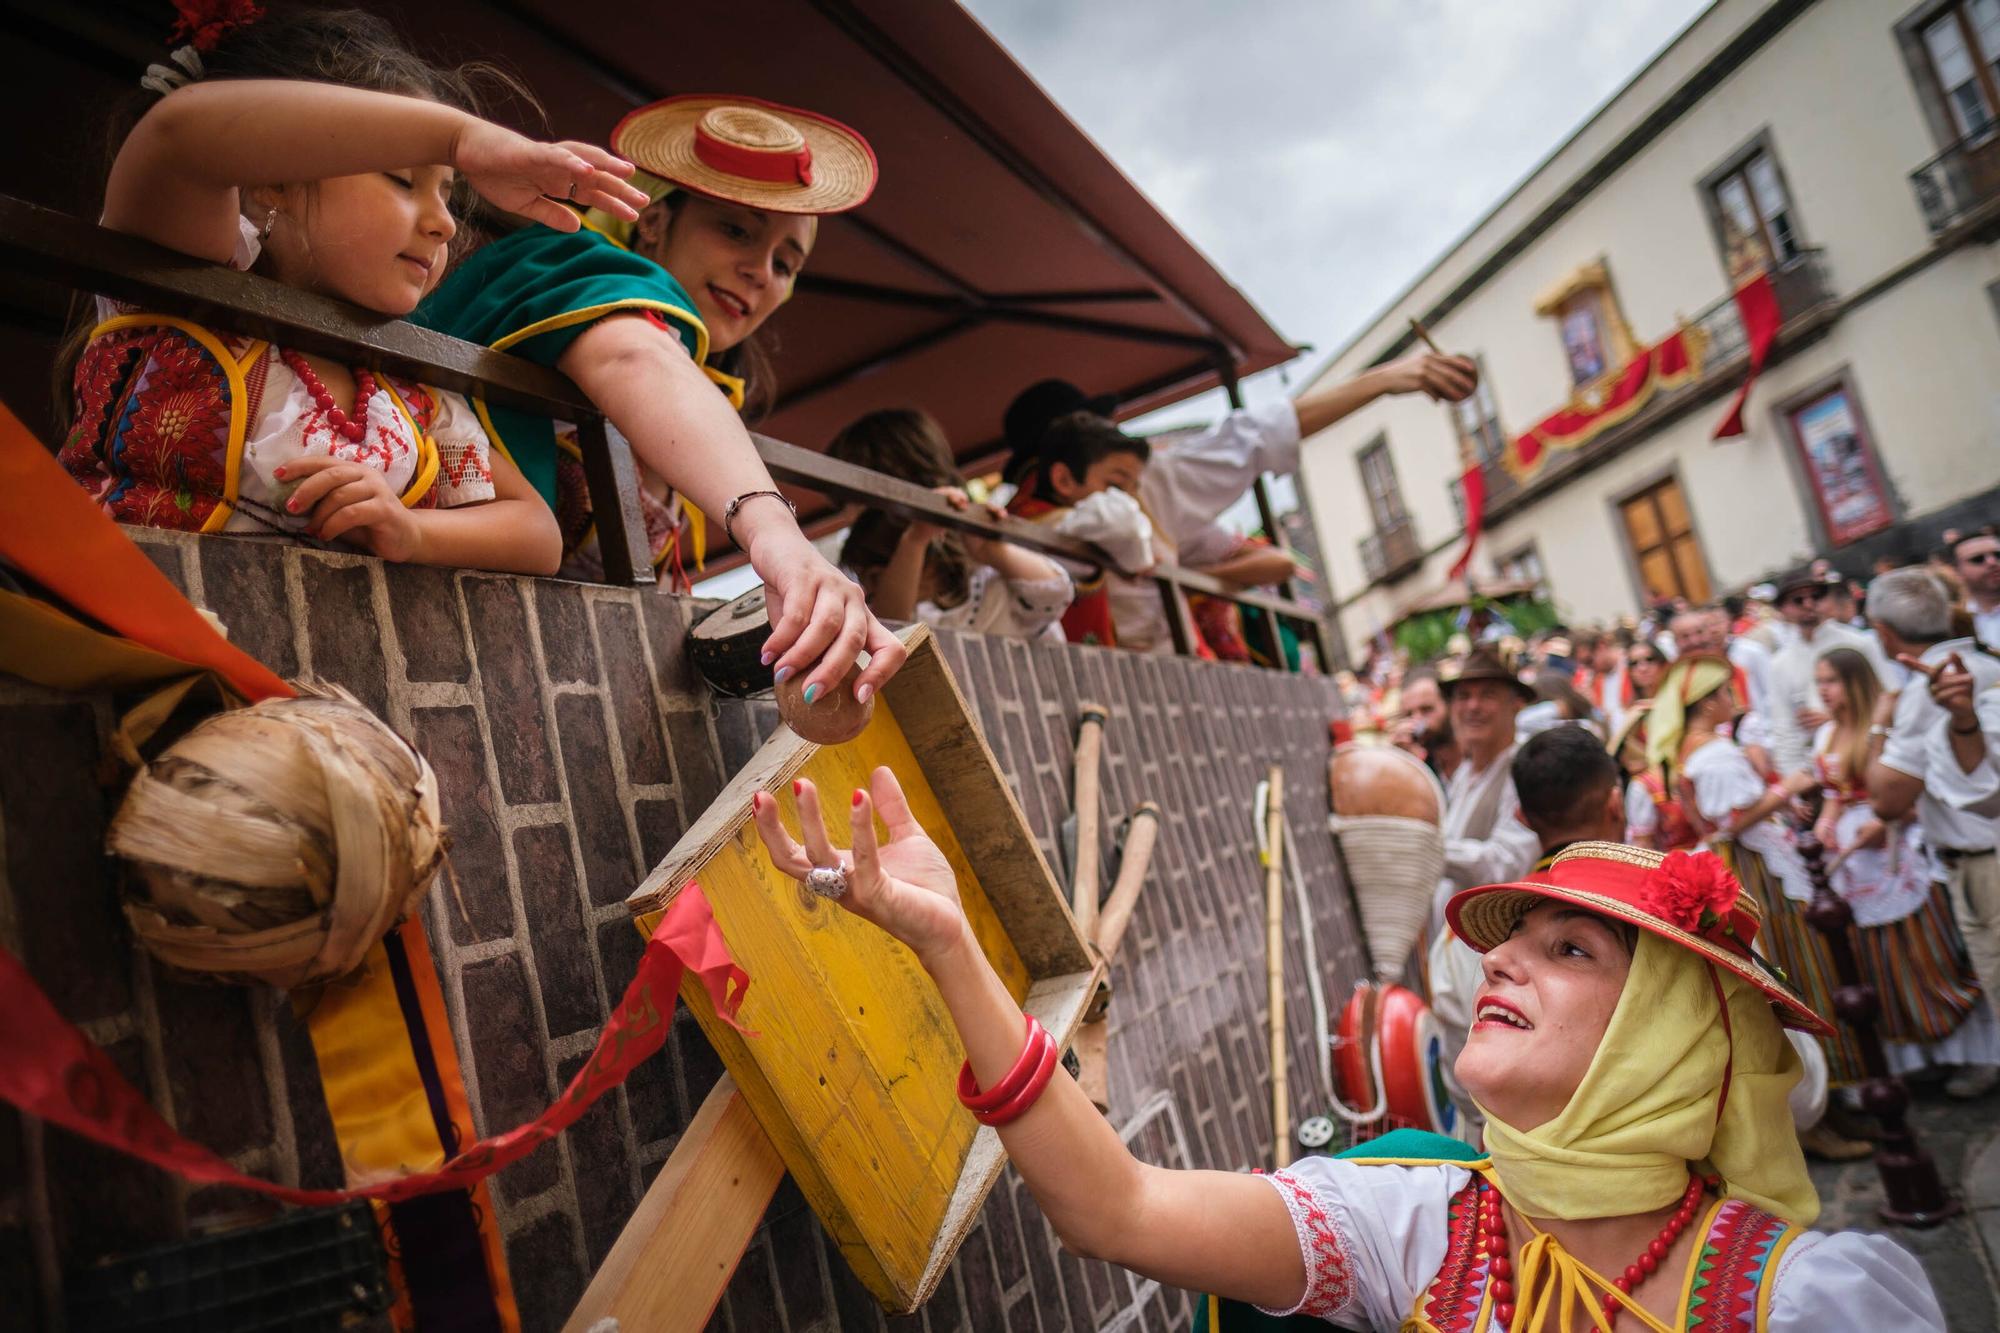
[1766,1230,1944,1331]
[1251,1158,1464,1330]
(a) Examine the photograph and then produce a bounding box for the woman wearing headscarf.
[748,771,1942,1331]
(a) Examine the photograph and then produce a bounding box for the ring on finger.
[566,180,578,202]
[805,865,849,900]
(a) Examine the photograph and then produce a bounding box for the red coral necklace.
[1477,1172,1712,1328]
[280,349,376,443]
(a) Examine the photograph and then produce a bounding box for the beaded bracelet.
[957,1014,1056,1125]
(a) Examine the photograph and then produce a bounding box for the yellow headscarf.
[1479,930,1816,1225]
[1643,655,1734,774]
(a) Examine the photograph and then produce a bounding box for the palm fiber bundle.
[108,683,445,987]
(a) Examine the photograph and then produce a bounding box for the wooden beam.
[563,1075,785,1333]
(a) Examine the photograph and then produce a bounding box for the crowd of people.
[1356,530,2000,1165]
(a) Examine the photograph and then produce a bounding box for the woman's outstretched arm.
[753,771,1306,1310]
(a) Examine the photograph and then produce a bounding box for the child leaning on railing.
[829,408,1073,642]
[54,5,651,576]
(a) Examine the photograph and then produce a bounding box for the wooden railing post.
[1793,804,1961,1226]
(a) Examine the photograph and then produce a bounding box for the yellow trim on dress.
[90,314,263,533]
[378,379,440,508]
[489,299,711,370]
[1753,1222,1802,1329]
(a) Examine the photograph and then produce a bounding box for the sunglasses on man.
[1964,550,2000,565]
[1781,586,1828,608]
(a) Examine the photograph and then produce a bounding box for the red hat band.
[1549,850,1760,960]
[694,118,814,187]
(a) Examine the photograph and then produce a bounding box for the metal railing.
[0,194,1331,671]
[1358,517,1422,583]
[1911,132,2000,236]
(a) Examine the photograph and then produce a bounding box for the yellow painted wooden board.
[627,626,1096,1312]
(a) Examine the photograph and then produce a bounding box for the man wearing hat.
[1424,644,1542,1120]
[1766,564,1890,778]
[999,348,1478,569]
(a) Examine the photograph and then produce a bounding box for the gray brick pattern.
[0,532,1365,1332]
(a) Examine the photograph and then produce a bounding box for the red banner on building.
[1505,328,1704,482]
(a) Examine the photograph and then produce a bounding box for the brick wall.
[0,532,1366,1332]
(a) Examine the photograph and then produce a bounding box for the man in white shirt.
[1954,529,2000,648]
[1423,646,1541,1117]
[1866,568,2000,1099]
[1767,566,1890,779]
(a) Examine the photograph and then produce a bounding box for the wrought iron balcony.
[1360,517,1423,584]
[1688,247,1835,365]
[1911,133,2000,237]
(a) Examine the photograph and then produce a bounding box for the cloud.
[963,0,1712,370]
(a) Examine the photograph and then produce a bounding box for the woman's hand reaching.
[751,768,968,966]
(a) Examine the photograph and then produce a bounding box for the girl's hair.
[1818,646,1880,784]
[652,191,782,421]
[829,409,972,609]
[55,7,530,424]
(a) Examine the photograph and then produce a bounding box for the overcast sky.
[959,0,1714,426]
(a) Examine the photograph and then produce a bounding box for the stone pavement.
[1811,1084,2000,1332]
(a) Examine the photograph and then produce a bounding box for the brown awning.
[2,2,1297,540]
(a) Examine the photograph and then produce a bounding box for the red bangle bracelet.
[956,1014,1047,1114]
[975,1031,1060,1127]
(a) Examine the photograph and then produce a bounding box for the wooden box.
[625,625,1099,1313]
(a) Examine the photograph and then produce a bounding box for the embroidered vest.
[1405,1177,1800,1333]
[64,314,439,532]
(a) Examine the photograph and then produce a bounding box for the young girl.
[1811,647,1999,1083]
[416,93,905,706]
[60,7,626,575]
[827,409,1072,641]
[1611,703,1698,853]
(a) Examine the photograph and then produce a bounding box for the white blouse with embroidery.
[90,215,496,537]
[1256,1157,1943,1331]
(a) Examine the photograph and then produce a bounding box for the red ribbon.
[0,884,749,1206]
[1448,462,1485,581]
[694,122,814,186]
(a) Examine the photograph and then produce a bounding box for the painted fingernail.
[773,665,793,684]
[803,683,821,704]
[792,780,802,797]
[752,791,764,810]
[855,683,874,705]
[852,790,864,808]
[760,651,775,666]
[287,498,301,512]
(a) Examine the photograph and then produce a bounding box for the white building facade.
[1298,0,2000,658]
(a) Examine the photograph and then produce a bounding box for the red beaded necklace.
[280,348,378,444]
[1476,1172,1714,1329]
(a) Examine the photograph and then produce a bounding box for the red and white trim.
[1254,1169,1357,1320]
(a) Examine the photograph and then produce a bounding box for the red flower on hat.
[1640,850,1741,939]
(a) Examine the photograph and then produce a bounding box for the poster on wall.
[1787,384,1893,546]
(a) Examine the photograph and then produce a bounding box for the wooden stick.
[1073,1014,1113,1114]
[563,1074,785,1333]
[1263,766,1289,1169]
[1408,316,1444,356]
[1092,802,1161,962]
[1071,704,1108,940]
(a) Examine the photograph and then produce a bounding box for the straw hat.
[1446,842,1834,1036]
[610,94,877,215]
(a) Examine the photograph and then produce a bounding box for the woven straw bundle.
[108,684,445,988]
[1328,745,1447,983]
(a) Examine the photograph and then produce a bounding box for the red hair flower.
[170,0,264,52]
[1641,850,1741,936]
